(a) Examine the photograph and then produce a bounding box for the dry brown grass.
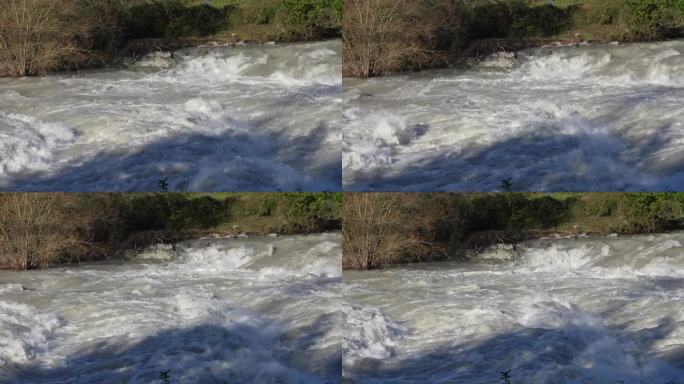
[342,193,447,270]
[343,0,465,77]
[0,193,115,270]
[0,0,122,77]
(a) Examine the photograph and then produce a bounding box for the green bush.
[229,0,280,25]
[280,0,342,39]
[122,194,227,231]
[464,1,568,39]
[283,192,342,231]
[509,2,567,37]
[677,0,684,12]
[624,0,684,39]
[121,0,229,39]
[465,1,513,39]
[616,193,684,232]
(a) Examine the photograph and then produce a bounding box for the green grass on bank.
[343,193,684,269]
[343,0,684,77]
[0,192,341,270]
[0,0,341,77]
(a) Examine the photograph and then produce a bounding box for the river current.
[344,40,684,191]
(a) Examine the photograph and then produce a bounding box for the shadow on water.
[344,316,683,384]
[345,111,684,192]
[4,314,341,384]
[6,121,341,193]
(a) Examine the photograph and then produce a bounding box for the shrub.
[121,194,228,231]
[0,194,117,270]
[228,0,280,25]
[615,193,684,232]
[0,0,62,76]
[282,192,342,231]
[0,0,123,76]
[464,0,568,40]
[465,1,513,39]
[342,193,448,269]
[120,0,229,39]
[343,0,464,77]
[280,0,342,39]
[509,1,567,37]
[624,0,684,39]
[568,0,684,41]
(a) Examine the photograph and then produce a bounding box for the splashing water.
[0,233,342,384]
[343,232,684,383]
[0,40,341,192]
[343,39,684,191]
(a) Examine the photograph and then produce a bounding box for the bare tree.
[0,193,108,270]
[343,193,446,269]
[343,0,464,77]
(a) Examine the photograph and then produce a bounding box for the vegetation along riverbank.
[0,0,342,77]
[343,192,684,269]
[0,192,341,270]
[343,0,684,77]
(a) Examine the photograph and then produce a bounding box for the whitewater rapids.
[0,233,341,383]
[0,40,341,192]
[343,39,684,191]
[343,232,684,383]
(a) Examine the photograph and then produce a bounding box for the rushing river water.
[343,39,684,191]
[343,232,684,383]
[0,40,341,192]
[0,233,341,384]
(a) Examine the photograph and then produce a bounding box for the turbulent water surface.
[0,233,341,383]
[343,232,684,383]
[0,40,341,192]
[344,39,684,191]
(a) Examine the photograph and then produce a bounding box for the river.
[343,39,684,191]
[343,232,684,383]
[0,40,341,192]
[0,232,341,383]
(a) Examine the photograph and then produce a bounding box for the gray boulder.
[125,51,177,70]
[468,51,520,70]
[126,243,179,262]
[466,243,520,262]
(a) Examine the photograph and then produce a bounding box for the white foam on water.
[517,234,684,278]
[176,234,341,278]
[180,244,272,271]
[0,301,62,368]
[162,42,341,87]
[519,51,613,81]
[343,303,405,362]
[0,113,76,186]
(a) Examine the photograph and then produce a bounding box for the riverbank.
[0,0,341,77]
[343,193,684,269]
[0,192,341,270]
[342,0,684,77]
